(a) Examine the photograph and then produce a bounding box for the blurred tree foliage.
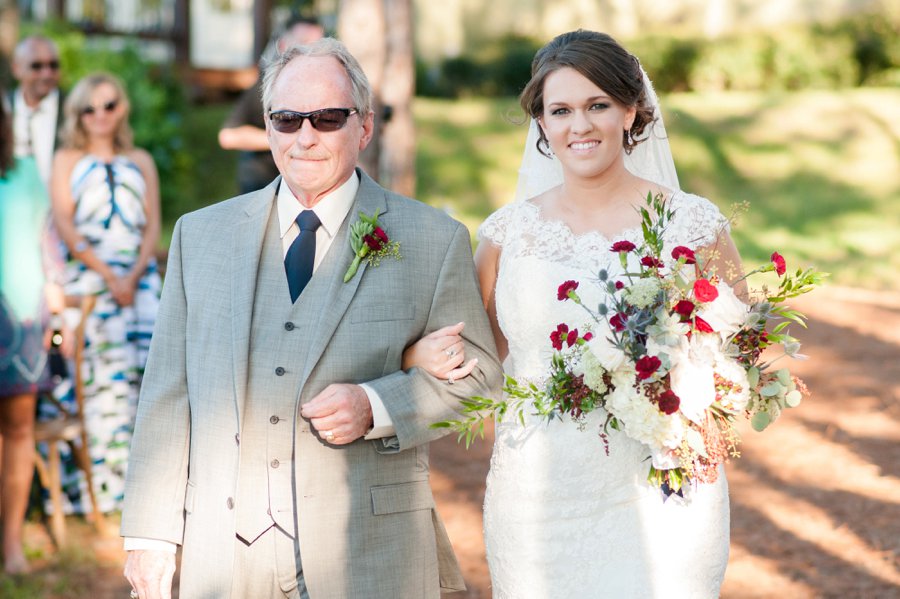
[419,14,899,97]
[20,21,193,218]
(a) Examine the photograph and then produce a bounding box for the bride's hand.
[402,322,478,382]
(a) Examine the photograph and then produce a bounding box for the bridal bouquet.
[434,193,825,497]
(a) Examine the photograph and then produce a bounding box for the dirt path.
[13,286,900,598]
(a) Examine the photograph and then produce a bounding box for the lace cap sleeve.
[667,192,730,249]
[477,202,521,248]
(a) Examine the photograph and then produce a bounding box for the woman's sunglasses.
[269,108,358,133]
[81,100,119,116]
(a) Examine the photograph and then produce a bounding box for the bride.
[405,30,743,597]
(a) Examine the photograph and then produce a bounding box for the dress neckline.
[521,191,682,244]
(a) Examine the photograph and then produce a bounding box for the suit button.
[226,497,234,510]
[270,415,280,424]
[284,321,295,331]
[270,459,280,469]
[275,366,285,376]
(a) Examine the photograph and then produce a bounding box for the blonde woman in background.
[50,72,161,513]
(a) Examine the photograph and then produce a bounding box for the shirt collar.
[277,171,360,240]
[15,87,58,115]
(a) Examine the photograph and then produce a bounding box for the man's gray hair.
[13,35,59,64]
[261,37,373,117]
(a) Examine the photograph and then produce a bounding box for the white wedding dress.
[479,192,731,598]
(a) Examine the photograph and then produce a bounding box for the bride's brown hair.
[519,30,655,157]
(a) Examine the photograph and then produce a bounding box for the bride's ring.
[324,430,335,441]
[445,348,457,357]
[447,376,454,385]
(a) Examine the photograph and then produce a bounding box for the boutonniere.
[343,209,402,282]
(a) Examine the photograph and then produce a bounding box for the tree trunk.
[380,0,415,197]
[337,0,386,181]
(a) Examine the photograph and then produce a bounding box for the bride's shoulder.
[666,190,731,247]
[477,201,538,247]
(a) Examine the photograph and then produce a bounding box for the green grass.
[172,90,899,289]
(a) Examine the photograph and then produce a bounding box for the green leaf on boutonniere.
[343,209,402,282]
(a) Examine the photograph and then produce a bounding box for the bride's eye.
[590,102,610,111]
[550,107,570,116]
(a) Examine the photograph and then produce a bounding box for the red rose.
[671,246,696,264]
[657,390,680,415]
[557,280,579,301]
[583,332,594,341]
[550,324,570,351]
[610,240,636,253]
[373,226,389,244]
[771,251,786,276]
[693,279,719,303]
[674,299,695,320]
[615,281,624,290]
[609,313,628,332]
[363,234,382,251]
[635,355,662,380]
[694,316,714,333]
[566,329,579,347]
[641,256,664,269]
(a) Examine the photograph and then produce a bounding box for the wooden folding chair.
[33,294,107,546]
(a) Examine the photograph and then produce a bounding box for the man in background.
[217,15,324,194]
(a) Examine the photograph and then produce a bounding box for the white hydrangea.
[624,278,661,309]
[576,349,608,394]
[607,383,684,451]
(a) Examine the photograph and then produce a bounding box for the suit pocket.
[351,303,415,324]
[184,480,196,514]
[370,480,434,515]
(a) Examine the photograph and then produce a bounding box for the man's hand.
[301,384,373,445]
[124,549,176,599]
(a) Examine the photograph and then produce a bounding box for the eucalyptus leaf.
[751,411,771,431]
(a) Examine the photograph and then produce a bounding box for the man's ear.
[359,110,375,150]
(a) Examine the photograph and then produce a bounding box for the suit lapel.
[231,179,279,424]
[298,170,388,389]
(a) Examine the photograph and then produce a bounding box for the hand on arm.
[401,321,479,382]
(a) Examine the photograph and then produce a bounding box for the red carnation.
[609,313,628,332]
[641,256,664,269]
[557,280,579,301]
[771,251,786,276]
[694,316,714,333]
[671,246,696,264]
[610,240,636,253]
[635,355,662,380]
[674,299,695,320]
[693,279,719,303]
[657,390,681,415]
[583,332,594,341]
[363,234,382,251]
[373,226,389,244]
[550,324,570,351]
[615,281,624,290]
[566,329,579,347]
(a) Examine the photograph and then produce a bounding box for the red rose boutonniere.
[343,209,402,282]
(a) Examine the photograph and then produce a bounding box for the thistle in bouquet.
[434,192,826,497]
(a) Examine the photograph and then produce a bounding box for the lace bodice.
[478,191,729,379]
[478,192,730,598]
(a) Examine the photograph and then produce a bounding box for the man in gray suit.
[122,38,502,599]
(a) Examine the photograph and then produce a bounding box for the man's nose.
[295,119,318,146]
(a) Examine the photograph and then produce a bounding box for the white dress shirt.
[13,88,59,188]
[125,173,397,554]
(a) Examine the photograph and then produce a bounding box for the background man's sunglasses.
[269,108,359,133]
[30,60,60,71]
[82,100,119,116]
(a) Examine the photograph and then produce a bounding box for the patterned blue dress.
[58,154,161,513]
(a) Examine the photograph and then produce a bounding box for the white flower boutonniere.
[343,209,402,282]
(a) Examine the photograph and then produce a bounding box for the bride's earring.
[625,128,633,147]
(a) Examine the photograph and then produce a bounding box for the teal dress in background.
[0,155,51,396]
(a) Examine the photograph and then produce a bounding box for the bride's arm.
[474,239,508,362]
[703,230,749,300]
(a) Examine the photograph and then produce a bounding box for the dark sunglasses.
[29,60,60,71]
[81,100,119,116]
[269,108,359,133]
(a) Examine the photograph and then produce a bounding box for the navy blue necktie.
[284,210,321,302]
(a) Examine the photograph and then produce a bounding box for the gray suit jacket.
[121,170,503,598]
